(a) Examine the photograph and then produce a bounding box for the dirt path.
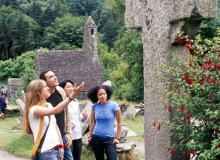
[0,150,29,160]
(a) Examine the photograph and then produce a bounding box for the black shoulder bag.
[33,116,51,160]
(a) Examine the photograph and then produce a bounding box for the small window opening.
[91,29,94,35]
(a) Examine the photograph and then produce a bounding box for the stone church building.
[35,16,105,99]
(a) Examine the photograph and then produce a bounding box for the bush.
[156,30,220,159]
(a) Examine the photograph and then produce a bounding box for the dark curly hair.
[87,85,113,103]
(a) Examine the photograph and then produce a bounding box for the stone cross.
[125,1,216,159]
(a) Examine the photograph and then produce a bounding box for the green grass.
[0,115,145,159]
[122,115,144,142]
[0,116,32,158]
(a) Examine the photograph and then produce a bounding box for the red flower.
[190,49,196,54]
[177,37,183,44]
[210,94,214,99]
[168,107,172,113]
[189,62,193,67]
[171,150,177,157]
[214,63,220,70]
[184,42,191,54]
[180,104,185,112]
[187,111,192,118]
[199,80,204,85]
[157,124,161,130]
[202,60,212,69]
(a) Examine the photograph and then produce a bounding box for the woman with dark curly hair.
[87,85,122,160]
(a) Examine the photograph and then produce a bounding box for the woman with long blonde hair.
[24,79,85,160]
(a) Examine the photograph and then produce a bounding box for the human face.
[44,71,59,88]
[40,82,51,99]
[97,89,107,105]
[63,82,73,97]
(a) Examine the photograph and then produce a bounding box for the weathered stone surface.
[7,78,23,104]
[81,101,93,135]
[125,0,217,159]
[16,99,25,123]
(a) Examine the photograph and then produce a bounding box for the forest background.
[0,0,220,103]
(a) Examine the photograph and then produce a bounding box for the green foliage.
[0,6,39,60]
[43,14,87,49]
[14,50,37,91]
[0,59,16,83]
[159,31,220,159]
[98,40,119,80]
[107,0,125,24]
[111,27,144,102]
[198,1,220,39]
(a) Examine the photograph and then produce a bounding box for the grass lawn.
[0,113,144,159]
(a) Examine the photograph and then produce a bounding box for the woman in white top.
[24,79,85,160]
[59,80,88,160]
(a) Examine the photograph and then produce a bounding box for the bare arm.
[113,110,122,144]
[88,109,95,141]
[34,81,85,117]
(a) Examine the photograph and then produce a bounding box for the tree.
[198,0,220,39]
[0,59,16,83]
[0,6,39,60]
[98,40,119,80]
[111,27,144,102]
[107,0,125,24]
[43,14,87,49]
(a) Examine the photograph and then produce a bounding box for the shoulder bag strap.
[37,116,51,153]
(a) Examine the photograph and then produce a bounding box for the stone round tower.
[83,16,98,58]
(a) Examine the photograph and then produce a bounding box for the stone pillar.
[125,0,216,159]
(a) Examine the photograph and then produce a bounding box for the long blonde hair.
[24,79,46,134]
[23,79,47,157]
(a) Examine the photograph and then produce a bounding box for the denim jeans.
[71,138,82,160]
[31,148,60,160]
[62,135,74,160]
[89,135,117,160]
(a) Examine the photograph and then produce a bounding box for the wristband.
[60,145,65,149]
[115,138,120,141]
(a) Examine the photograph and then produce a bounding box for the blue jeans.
[89,135,117,160]
[31,148,60,160]
[40,148,60,160]
[62,135,74,160]
[71,138,82,160]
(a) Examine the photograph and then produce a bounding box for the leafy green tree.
[112,27,144,102]
[14,50,37,91]
[98,40,119,80]
[43,14,87,49]
[198,0,220,39]
[0,6,39,60]
[0,59,15,83]
[107,0,125,24]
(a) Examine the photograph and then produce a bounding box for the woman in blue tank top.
[87,85,122,160]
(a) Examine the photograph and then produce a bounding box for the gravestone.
[125,0,216,159]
